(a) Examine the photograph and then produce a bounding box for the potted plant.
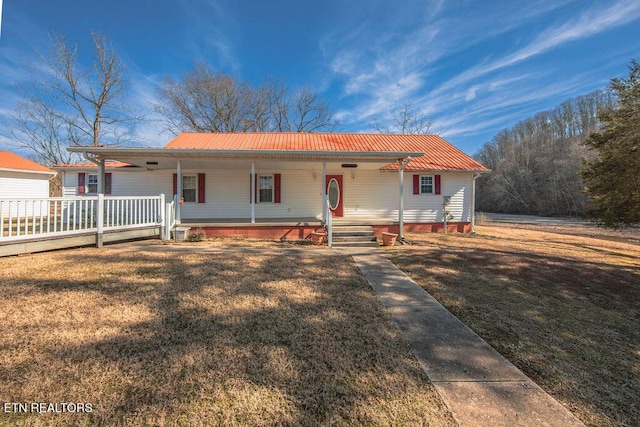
[310,230,327,245]
[381,232,398,246]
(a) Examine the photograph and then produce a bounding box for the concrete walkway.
[344,248,584,427]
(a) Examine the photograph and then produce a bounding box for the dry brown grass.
[0,244,454,426]
[389,225,640,427]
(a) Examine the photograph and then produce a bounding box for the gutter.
[0,167,57,176]
[67,146,425,160]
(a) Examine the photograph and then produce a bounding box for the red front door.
[326,175,343,217]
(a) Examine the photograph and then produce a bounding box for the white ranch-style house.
[54,133,489,241]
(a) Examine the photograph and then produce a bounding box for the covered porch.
[68,146,424,241]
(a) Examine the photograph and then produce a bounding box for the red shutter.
[78,172,86,195]
[274,173,281,203]
[105,173,112,195]
[435,175,441,195]
[173,173,177,196]
[413,175,420,195]
[250,174,257,202]
[198,173,205,203]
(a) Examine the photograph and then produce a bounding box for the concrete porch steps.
[330,225,379,248]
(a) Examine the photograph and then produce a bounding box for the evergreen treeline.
[475,90,615,216]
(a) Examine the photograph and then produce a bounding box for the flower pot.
[381,232,398,246]
[310,231,326,245]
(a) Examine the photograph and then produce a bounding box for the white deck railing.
[0,195,164,243]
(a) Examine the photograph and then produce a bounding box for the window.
[259,175,273,203]
[182,175,197,203]
[420,175,433,194]
[87,174,98,194]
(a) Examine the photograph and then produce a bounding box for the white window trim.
[258,174,274,203]
[182,174,197,203]
[86,173,98,194]
[420,175,435,195]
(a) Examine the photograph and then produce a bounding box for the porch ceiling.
[67,147,422,170]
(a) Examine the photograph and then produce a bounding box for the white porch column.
[321,161,327,223]
[176,160,182,224]
[398,157,411,240]
[471,173,480,234]
[97,158,105,194]
[251,161,255,224]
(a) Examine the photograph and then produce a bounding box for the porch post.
[176,160,182,224]
[251,161,255,224]
[398,157,411,240]
[471,173,480,234]
[96,193,104,248]
[97,158,105,194]
[321,161,327,223]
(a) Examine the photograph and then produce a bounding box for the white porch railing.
[164,195,177,241]
[0,195,164,243]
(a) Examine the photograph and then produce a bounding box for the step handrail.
[325,197,332,247]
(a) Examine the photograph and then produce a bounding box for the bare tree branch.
[375,103,435,134]
[8,31,139,166]
[155,68,338,134]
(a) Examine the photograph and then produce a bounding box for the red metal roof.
[53,161,134,169]
[0,151,55,174]
[164,132,488,171]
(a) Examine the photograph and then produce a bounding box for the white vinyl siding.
[0,171,52,216]
[60,167,475,223]
[343,170,472,223]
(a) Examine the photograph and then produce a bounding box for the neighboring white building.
[0,151,56,216]
[54,133,489,238]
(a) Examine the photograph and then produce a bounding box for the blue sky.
[0,0,639,157]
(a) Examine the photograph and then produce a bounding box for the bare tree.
[262,77,338,132]
[11,101,75,165]
[290,87,338,132]
[156,64,261,134]
[375,103,435,134]
[156,68,338,134]
[475,89,615,216]
[9,32,137,165]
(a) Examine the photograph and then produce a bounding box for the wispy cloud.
[432,0,640,98]
[324,0,639,149]
[174,0,240,73]
[323,0,583,129]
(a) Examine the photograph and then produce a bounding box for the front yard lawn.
[389,225,640,427]
[0,245,454,426]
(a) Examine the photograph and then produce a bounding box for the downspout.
[471,172,481,234]
[398,156,411,241]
